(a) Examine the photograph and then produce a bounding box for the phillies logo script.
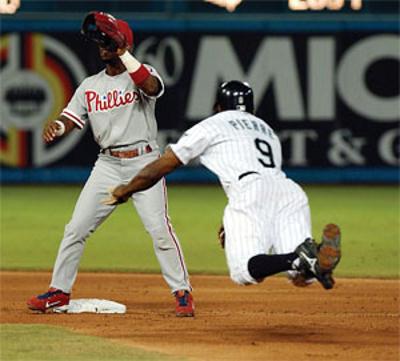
[85,89,140,113]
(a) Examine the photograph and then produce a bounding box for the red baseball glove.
[94,12,126,49]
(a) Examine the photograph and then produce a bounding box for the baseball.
[54,120,66,136]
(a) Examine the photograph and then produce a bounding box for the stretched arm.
[104,148,183,205]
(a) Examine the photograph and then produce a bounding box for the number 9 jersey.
[170,110,285,195]
[170,109,311,285]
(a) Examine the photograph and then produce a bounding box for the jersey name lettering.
[228,119,274,138]
[85,89,140,113]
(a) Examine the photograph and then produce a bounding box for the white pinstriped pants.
[223,175,312,285]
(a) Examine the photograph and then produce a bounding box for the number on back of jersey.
[254,138,275,168]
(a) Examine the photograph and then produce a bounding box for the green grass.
[306,185,399,277]
[0,185,399,277]
[0,324,182,361]
[1,184,398,361]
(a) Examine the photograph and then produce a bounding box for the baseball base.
[53,299,126,314]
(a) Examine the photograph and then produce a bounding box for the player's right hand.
[43,121,61,143]
[102,186,130,206]
[94,12,126,49]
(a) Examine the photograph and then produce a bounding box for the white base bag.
[53,299,126,314]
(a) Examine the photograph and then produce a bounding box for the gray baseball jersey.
[60,65,162,149]
[50,66,191,294]
[170,110,311,285]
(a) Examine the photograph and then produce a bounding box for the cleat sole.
[319,224,341,272]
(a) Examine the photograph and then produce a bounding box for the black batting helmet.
[215,81,254,113]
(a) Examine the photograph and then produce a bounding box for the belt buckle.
[106,144,152,158]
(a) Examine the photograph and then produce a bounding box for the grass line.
[0,324,183,361]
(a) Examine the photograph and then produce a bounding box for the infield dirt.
[1,271,399,361]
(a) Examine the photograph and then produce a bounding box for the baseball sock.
[248,253,298,279]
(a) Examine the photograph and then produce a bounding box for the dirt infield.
[1,271,399,361]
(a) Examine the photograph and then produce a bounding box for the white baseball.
[54,120,66,136]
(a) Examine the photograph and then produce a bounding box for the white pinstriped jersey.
[60,65,164,149]
[170,110,286,195]
[172,109,311,286]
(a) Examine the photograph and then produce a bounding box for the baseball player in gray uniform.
[104,80,342,291]
[27,11,194,317]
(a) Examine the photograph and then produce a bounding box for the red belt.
[108,144,152,158]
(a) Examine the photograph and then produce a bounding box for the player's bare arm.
[118,49,161,96]
[104,148,182,205]
[42,116,76,144]
[117,46,160,94]
[136,75,161,97]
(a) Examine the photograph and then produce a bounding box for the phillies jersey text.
[61,65,164,149]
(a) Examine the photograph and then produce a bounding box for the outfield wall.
[1,17,399,183]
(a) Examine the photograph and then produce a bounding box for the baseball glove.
[94,12,126,49]
[81,11,126,50]
[218,224,225,249]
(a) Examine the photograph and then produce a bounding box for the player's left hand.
[102,185,130,205]
[94,12,126,49]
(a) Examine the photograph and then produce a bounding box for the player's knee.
[229,260,258,286]
[148,225,177,250]
[64,222,93,242]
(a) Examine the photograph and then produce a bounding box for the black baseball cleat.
[295,238,319,276]
[295,224,341,290]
